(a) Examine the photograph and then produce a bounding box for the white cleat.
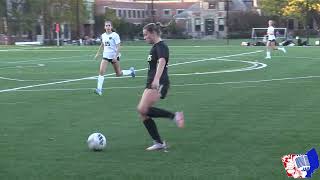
[130,67,135,78]
[174,112,185,128]
[265,56,271,59]
[279,47,287,53]
[94,88,102,96]
[146,141,167,151]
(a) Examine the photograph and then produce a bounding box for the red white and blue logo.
[282,148,319,178]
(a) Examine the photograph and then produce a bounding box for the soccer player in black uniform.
[137,23,185,151]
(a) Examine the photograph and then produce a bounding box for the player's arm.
[113,34,121,61]
[95,43,103,59]
[113,43,121,60]
[151,58,166,89]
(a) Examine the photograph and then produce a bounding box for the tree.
[228,11,270,38]
[0,0,6,17]
[69,0,90,39]
[282,0,320,28]
[5,0,89,40]
[260,0,320,29]
[6,0,32,37]
[260,0,287,16]
[165,20,186,38]
[0,0,7,34]
[40,0,89,39]
[94,8,140,40]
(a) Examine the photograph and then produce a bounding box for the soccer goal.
[251,28,287,42]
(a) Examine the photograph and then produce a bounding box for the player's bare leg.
[112,60,135,78]
[138,89,184,150]
[112,60,122,77]
[138,89,166,151]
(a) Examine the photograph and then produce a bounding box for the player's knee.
[139,114,148,121]
[137,105,148,115]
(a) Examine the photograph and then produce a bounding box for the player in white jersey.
[265,20,286,59]
[94,21,135,96]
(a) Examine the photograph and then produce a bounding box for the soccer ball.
[87,133,107,151]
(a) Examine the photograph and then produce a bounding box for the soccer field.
[0,42,320,179]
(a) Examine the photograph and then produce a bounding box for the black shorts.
[103,57,120,63]
[268,39,276,42]
[146,82,170,99]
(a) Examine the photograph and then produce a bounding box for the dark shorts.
[146,82,170,99]
[103,57,120,63]
[268,39,276,42]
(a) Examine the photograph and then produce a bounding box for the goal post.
[251,28,287,42]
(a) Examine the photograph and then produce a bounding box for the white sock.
[122,70,131,76]
[266,51,271,57]
[279,47,286,53]
[97,75,104,90]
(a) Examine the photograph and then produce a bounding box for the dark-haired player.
[94,20,135,96]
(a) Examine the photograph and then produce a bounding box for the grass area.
[0,42,320,180]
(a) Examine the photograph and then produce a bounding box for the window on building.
[208,2,216,9]
[177,9,184,14]
[142,11,145,18]
[195,18,201,31]
[163,9,171,16]
[118,9,122,17]
[123,10,127,18]
[151,10,157,16]
[218,18,225,31]
[308,19,314,29]
[288,19,294,30]
[11,2,19,11]
[133,10,136,18]
[218,2,225,11]
[243,0,253,8]
[137,10,141,18]
[298,21,304,29]
[128,10,132,18]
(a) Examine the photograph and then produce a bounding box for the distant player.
[265,20,286,59]
[94,21,135,96]
[137,23,184,151]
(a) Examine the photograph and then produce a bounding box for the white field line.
[0,57,265,82]
[272,56,320,60]
[13,75,320,92]
[0,50,263,93]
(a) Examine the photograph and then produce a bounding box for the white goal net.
[251,28,287,41]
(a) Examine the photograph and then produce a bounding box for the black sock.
[146,107,175,119]
[143,118,163,144]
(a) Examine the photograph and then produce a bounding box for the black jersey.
[147,41,169,84]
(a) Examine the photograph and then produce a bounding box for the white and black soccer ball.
[87,133,107,151]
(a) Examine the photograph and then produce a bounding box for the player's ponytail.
[143,23,161,35]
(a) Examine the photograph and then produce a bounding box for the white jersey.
[101,32,121,59]
[267,26,275,40]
